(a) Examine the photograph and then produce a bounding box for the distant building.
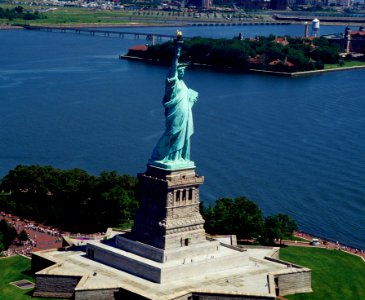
[201,0,211,9]
[247,54,264,66]
[236,0,269,9]
[337,0,351,7]
[289,0,352,6]
[323,26,365,54]
[187,0,211,9]
[274,36,289,46]
[270,0,288,10]
[126,44,148,56]
[348,27,365,53]
[269,57,295,67]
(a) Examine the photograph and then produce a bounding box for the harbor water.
[0,24,364,249]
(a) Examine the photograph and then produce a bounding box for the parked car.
[310,238,320,246]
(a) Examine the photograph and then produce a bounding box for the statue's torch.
[176,30,183,44]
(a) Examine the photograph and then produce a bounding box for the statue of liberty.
[149,31,198,170]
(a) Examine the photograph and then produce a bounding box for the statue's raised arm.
[169,39,181,78]
[149,30,199,170]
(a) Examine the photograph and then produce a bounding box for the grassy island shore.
[251,62,365,77]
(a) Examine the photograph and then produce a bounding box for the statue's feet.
[148,159,195,171]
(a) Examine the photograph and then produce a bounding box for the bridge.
[190,21,291,26]
[22,22,291,42]
[23,25,176,42]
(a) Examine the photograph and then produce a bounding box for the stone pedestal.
[132,165,206,250]
[85,165,248,284]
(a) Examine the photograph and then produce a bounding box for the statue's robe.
[151,74,198,162]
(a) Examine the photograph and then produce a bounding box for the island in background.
[121,29,365,76]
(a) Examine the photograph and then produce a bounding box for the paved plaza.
[33,238,310,299]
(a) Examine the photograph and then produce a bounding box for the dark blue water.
[1,25,364,250]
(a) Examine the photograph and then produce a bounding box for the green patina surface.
[149,34,198,170]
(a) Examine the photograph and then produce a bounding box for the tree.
[14,6,23,14]
[0,220,17,250]
[202,197,264,240]
[0,232,4,253]
[260,213,298,245]
[18,229,29,242]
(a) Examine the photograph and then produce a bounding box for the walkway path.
[284,231,365,263]
[1,211,64,256]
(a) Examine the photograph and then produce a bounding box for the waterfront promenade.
[287,231,365,263]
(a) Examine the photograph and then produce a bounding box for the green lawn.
[36,8,131,25]
[280,246,365,300]
[0,256,56,300]
[324,61,365,69]
[0,5,198,26]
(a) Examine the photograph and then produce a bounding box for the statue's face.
[177,68,185,79]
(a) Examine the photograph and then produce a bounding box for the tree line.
[0,6,44,21]
[128,35,341,72]
[0,165,138,233]
[0,165,297,248]
[201,197,297,245]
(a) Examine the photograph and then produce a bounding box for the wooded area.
[0,6,43,21]
[0,165,138,233]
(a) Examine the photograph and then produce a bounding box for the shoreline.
[250,64,365,77]
[0,25,23,30]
